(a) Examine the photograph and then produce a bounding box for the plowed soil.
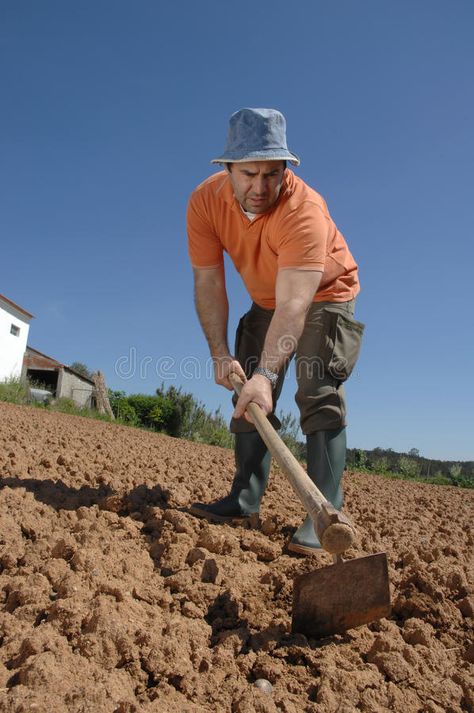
[0,402,473,713]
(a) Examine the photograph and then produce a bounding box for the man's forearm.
[194,270,230,358]
[257,269,322,375]
[258,301,310,373]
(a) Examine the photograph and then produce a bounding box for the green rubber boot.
[288,428,346,555]
[189,431,270,525]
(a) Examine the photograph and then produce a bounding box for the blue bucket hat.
[211,107,300,166]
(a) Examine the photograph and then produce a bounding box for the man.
[186,108,364,555]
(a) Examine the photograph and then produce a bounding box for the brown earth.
[0,401,473,713]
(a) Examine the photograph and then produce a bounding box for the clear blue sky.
[1,1,473,460]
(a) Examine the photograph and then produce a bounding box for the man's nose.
[252,177,267,194]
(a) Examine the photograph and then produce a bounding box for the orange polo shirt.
[187,170,359,309]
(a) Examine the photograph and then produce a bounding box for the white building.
[0,293,34,381]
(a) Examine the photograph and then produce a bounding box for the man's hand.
[213,357,247,391]
[233,373,273,423]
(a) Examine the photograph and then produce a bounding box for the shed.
[22,346,97,409]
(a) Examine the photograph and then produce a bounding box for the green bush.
[115,400,139,426]
[398,456,421,478]
[349,449,368,469]
[108,389,127,413]
[189,411,234,449]
[372,456,390,473]
[108,390,140,426]
[125,395,159,428]
[155,384,234,445]
[125,393,180,434]
[427,474,452,486]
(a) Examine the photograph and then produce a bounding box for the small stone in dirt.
[181,600,203,618]
[457,596,473,618]
[402,618,434,647]
[186,547,207,565]
[261,517,278,536]
[254,678,273,693]
[51,538,76,561]
[197,526,238,554]
[445,570,468,597]
[241,533,280,562]
[163,509,194,534]
[201,558,220,583]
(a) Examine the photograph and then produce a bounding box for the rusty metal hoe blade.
[292,552,391,639]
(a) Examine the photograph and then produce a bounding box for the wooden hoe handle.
[229,372,357,556]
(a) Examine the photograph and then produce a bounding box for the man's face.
[226,161,286,214]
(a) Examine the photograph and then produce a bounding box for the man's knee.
[296,383,347,434]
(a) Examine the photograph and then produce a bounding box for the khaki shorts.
[230,299,365,435]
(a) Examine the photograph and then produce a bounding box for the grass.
[348,465,473,489]
[0,378,116,423]
[0,377,30,404]
[51,397,116,422]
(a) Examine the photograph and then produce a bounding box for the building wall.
[0,303,31,380]
[57,369,95,408]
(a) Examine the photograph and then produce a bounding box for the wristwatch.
[253,366,279,389]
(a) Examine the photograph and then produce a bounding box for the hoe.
[230,373,391,639]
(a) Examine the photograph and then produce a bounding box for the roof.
[25,346,96,385]
[0,293,34,319]
[25,346,63,367]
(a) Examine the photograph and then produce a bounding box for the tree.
[448,463,462,485]
[354,449,368,469]
[70,362,94,379]
[449,463,462,478]
[372,456,389,473]
[408,448,420,458]
[398,456,420,478]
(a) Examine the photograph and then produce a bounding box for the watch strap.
[253,366,278,389]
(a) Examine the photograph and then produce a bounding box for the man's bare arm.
[259,268,323,373]
[233,268,322,419]
[193,266,246,389]
[193,265,230,358]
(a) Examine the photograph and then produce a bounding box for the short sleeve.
[276,201,328,270]
[187,190,224,268]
